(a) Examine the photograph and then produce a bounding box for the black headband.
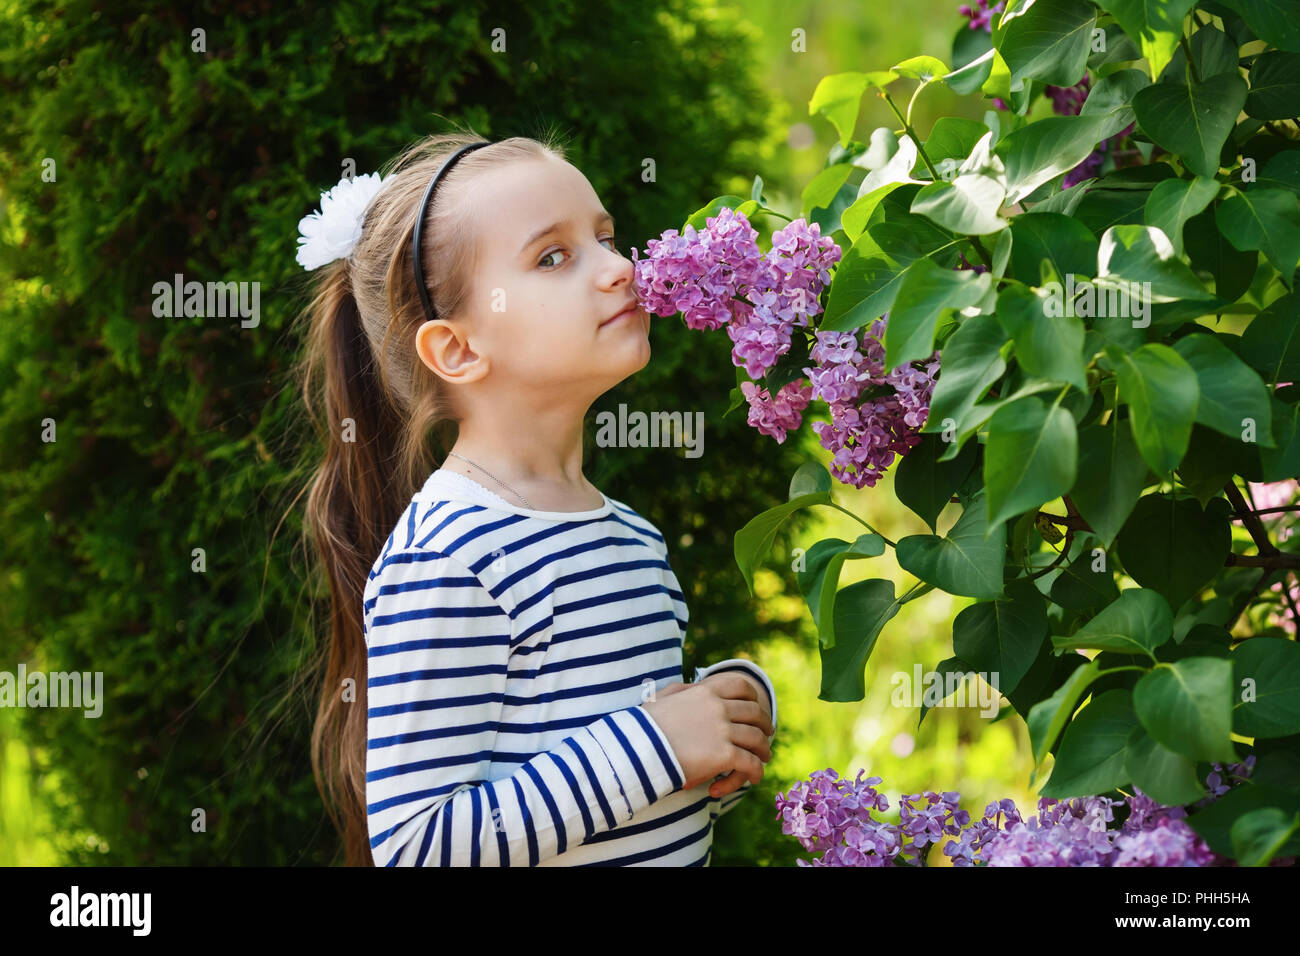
[411,140,492,323]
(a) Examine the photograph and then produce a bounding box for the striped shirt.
[363,468,778,866]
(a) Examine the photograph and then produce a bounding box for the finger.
[708,770,748,799]
[724,698,774,737]
[703,672,761,704]
[728,722,772,763]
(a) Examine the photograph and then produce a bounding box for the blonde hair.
[292,127,568,865]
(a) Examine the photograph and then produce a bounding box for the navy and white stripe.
[363,469,777,866]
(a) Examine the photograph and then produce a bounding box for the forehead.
[465,157,606,244]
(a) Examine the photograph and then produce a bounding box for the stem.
[906,80,927,127]
[828,502,896,548]
[966,237,994,269]
[881,91,941,180]
[1179,33,1202,84]
[1099,665,1149,676]
[900,581,935,603]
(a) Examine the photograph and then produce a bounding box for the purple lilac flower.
[959,0,1004,31]
[739,378,813,444]
[801,322,940,489]
[1045,75,1091,115]
[633,207,840,376]
[778,759,1281,867]
[635,208,937,488]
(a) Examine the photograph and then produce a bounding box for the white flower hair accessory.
[295,171,387,270]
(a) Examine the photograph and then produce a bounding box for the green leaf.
[1160,23,1239,84]
[1214,0,1300,54]
[984,394,1078,536]
[892,55,950,81]
[1123,725,1209,806]
[821,210,963,333]
[995,285,1087,392]
[922,314,1009,444]
[817,578,902,702]
[1051,587,1173,657]
[1096,224,1215,302]
[1246,51,1300,120]
[894,433,978,532]
[945,48,996,96]
[734,463,833,595]
[1008,212,1099,284]
[884,259,990,371]
[911,176,1008,235]
[1216,187,1300,281]
[1026,656,1104,776]
[1131,73,1249,179]
[1232,636,1300,738]
[917,655,978,728]
[1143,176,1220,257]
[1184,204,1260,302]
[896,490,1006,599]
[1106,343,1201,478]
[1071,416,1150,547]
[1050,543,1121,609]
[999,0,1097,91]
[1171,332,1275,446]
[839,182,905,245]
[1040,688,1137,799]
[997,113,1132,205]
[1232,808,1300,867]
[1116,494,1233,611]
[1133,656,1238,763]
[1080,68,1151,117]
[809,72,894,147]
[922,117,991,170]
[1095,0,1199,79]
[798,535,887,651]
[1187,782,1300,858]
[952,577,1048,695]
[1239,291,1300,386]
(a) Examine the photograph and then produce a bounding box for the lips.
[601,300,640,328]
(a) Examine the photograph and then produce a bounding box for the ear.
[415,319,488,384]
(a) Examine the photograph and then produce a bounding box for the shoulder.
[604,495,670,559]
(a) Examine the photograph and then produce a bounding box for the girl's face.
[418,155,650,405]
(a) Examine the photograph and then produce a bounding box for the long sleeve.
[692,657,778,819]
[364,547,686,866]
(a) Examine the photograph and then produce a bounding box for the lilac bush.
[773,759,1296,867]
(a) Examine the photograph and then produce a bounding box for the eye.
[538,234,621,269]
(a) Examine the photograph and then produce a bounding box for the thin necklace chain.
[446,451,535,510]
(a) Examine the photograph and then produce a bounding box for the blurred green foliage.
[0,0,815,864]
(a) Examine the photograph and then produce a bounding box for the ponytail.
[299,261,410,867]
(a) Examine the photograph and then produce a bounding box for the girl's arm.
[364,548,686,866]
[692,658,778,819]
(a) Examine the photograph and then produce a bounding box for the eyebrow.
[519,210,616,256]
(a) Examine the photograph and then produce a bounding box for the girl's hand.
[641,675,773,797]
[695,671,774,798]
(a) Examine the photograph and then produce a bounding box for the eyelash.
[538,234,621,270]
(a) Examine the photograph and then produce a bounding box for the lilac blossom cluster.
[633,207,938,487]
[774,758,1294,867]
[803,324,939,488]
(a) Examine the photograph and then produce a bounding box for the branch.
[1225,481,1280,557]
[1224,553,1300,568]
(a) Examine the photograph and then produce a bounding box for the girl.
[296,130,778,866]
